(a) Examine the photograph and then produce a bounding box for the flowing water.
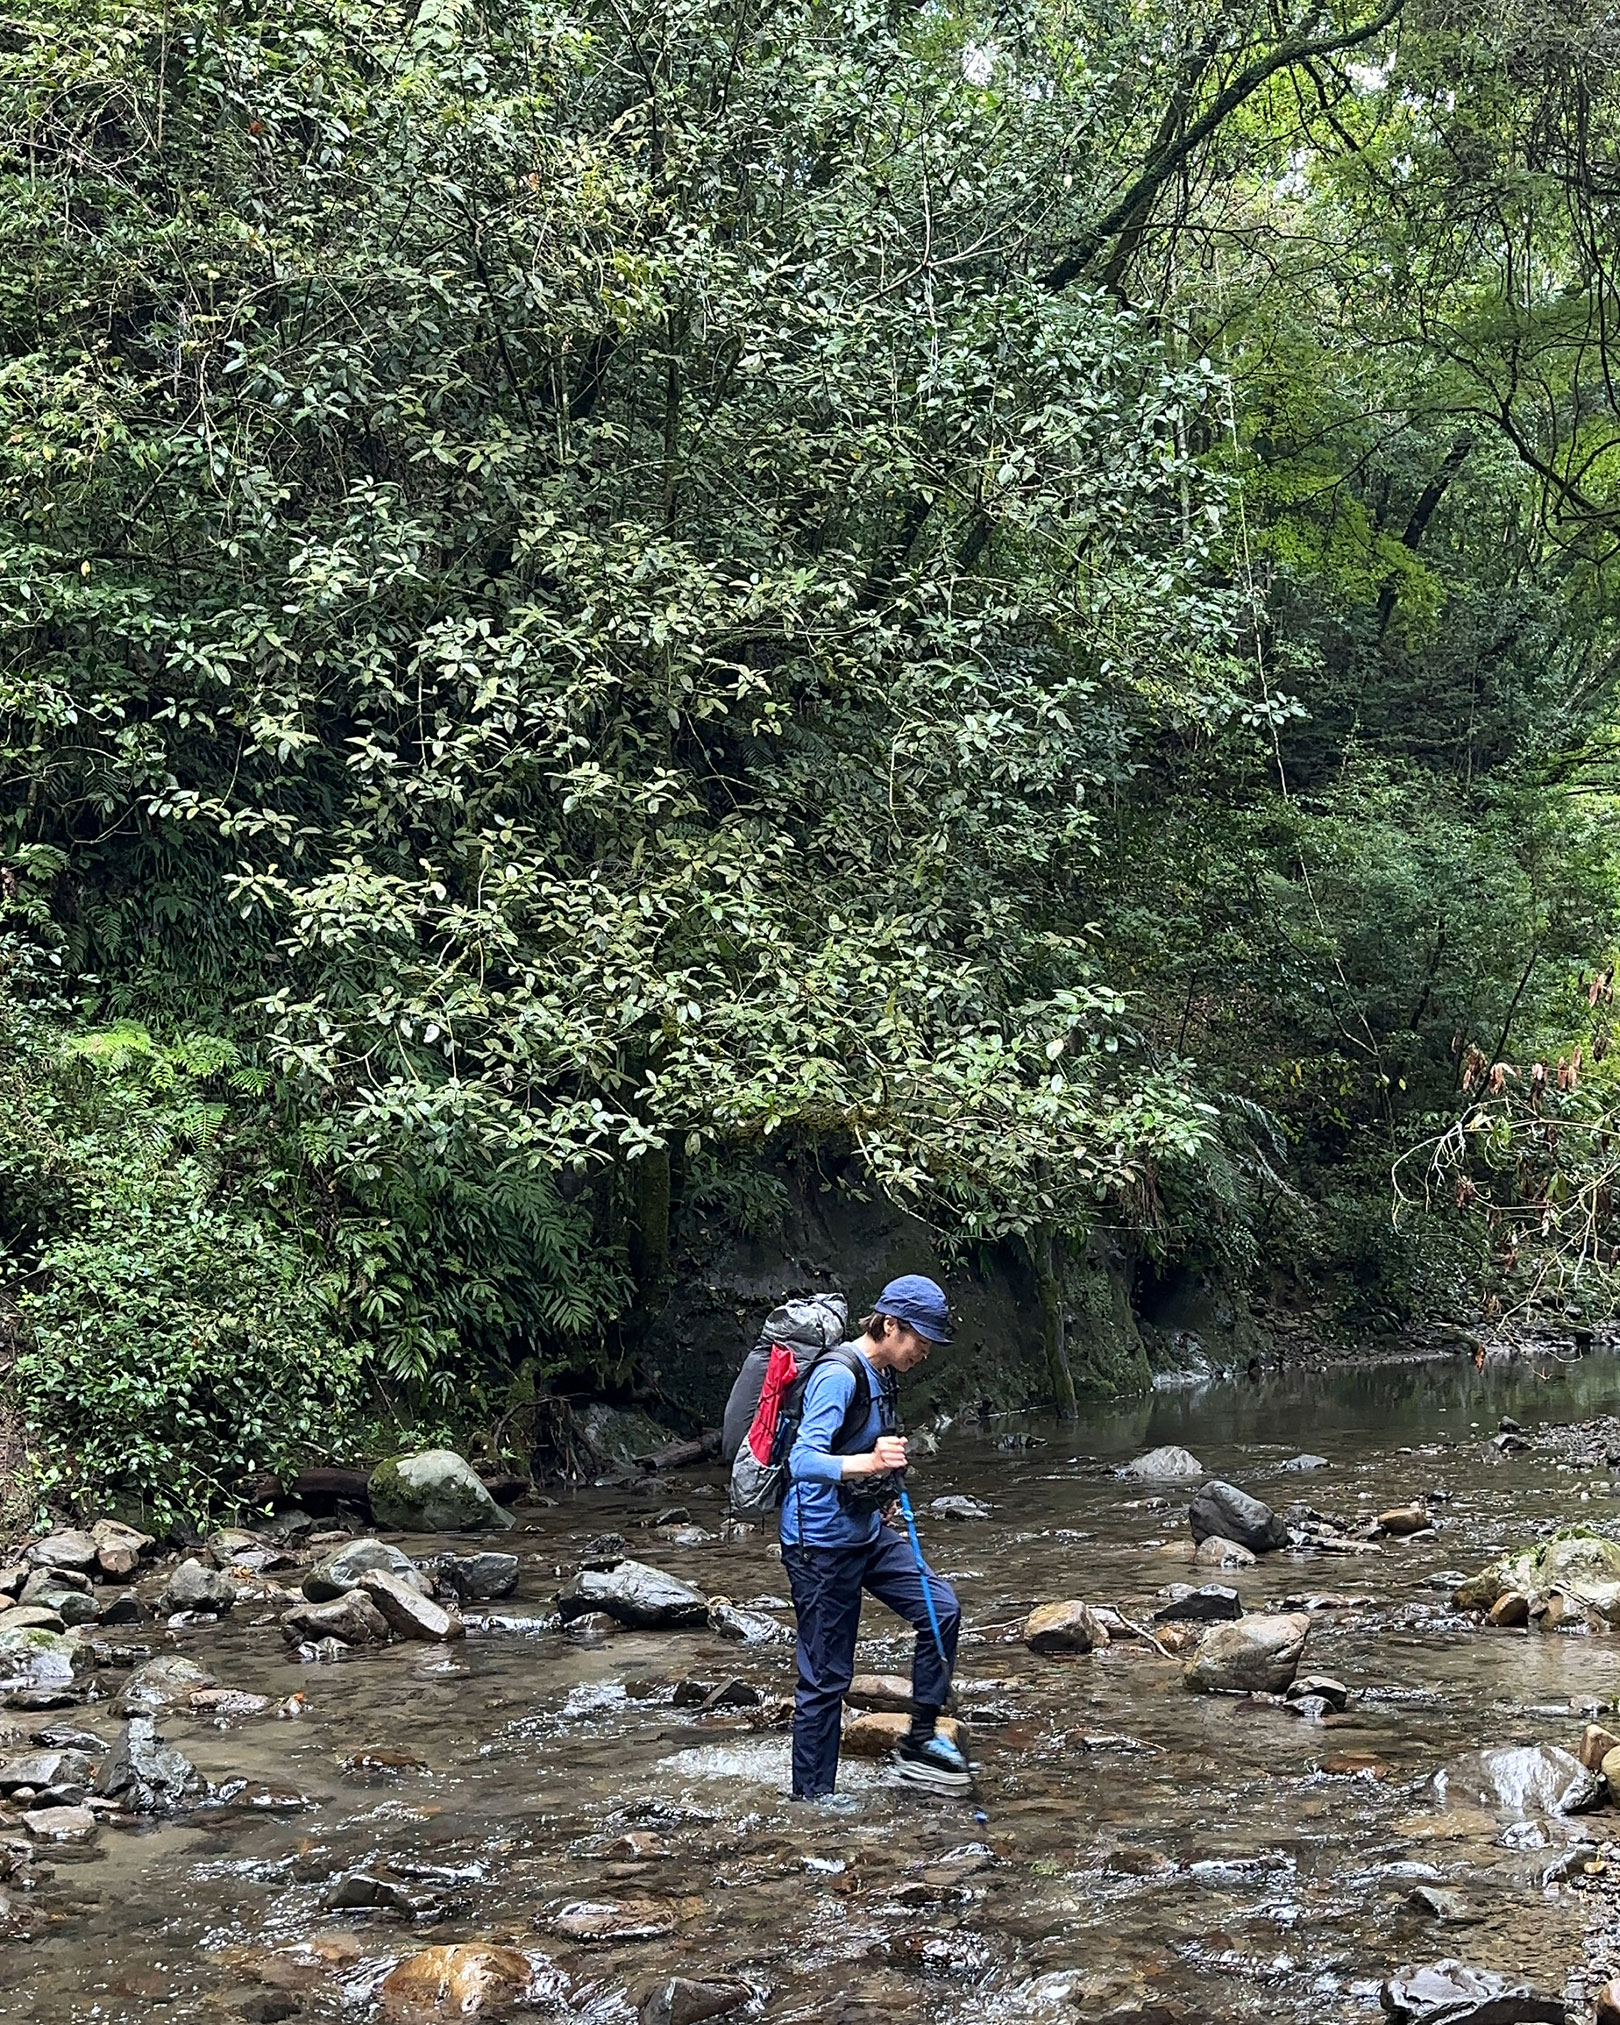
[9,1348,1620,2024]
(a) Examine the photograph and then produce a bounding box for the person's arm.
[788,1364,907,1482]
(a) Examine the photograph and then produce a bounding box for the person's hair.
[860,1311,897,1340]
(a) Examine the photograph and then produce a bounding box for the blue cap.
[875,1274,952,1345]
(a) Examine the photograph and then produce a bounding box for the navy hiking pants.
[782,1522,961,1799]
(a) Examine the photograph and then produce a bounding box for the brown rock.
[280,1592,391,1646]
[1488,1590,1530,1627]
[1023,1601,1110,1655]
[1194,1535,1256,1570]
[23,1804,97,1844]
[1184,1612,1310,1693]
[550,1898,678,1941]
[845,1674,917,1713]
[92,1520,154,1581]
[1376,1503,1429,1536]
[640,1978,751,2025]
[357,1570,464,1643]
[1579,1723,1620,1772]
[840,1710,962,1759]
[377,1944,533,2020]
[1601,1746,1620,1789]
[1595,1977,1620,2025]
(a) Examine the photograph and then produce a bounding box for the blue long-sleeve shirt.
[780,1345,895,1550]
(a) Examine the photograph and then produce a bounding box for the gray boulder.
[356,1570,464,1643]
[707,1597,791,1645]
[26,1531,97,1573]
[163,1558,236,1614]
[1185,1611,1310,1693]
[1434,1744,1604,1817]
[280,1592,391,1647]
[1155,1584,1243,1624]
[0,1749,94,1796]
[441,1552,520,1602]
[93,1716,201,1814]
[1121,1445,1204,1481]
[556,1560,707,1629]
[114,1654,218,1716]
[302,1538,421,1603]
[1379,1961,1566,2023]
[367,1451,515,1533]
[0,1625,89,1709]
[1187,1480,1287,1553]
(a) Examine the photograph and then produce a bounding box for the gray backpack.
[723,1294,870,1516]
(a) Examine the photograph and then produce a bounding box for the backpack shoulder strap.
[800,1343,871,1454]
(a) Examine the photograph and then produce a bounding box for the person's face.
[885,1321,936,1371]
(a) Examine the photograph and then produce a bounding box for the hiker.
[780,1273,969,1800]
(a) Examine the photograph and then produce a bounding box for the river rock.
[1194,1536,1255,1570]
[0,1747,93,1792]
[442,1552,520,1602]
[840,1710,962,1758]
[552,1897,677,1941]
[1488,1591,1529,1627]
[91,1520,153,1580]
[1280,1453,1329,1472]
[1155,1584,1243,1623]
[163,1558,236,1614]
[1378,1961,1565,2023]
[21,1583,98,1628]
[1596,1979,1620,2025]
[1286,1674,1348,1712]
[1434,1744,1603,1816]
[1023,1601,1110,1654]
[1121,1445,1204,1481]
[357,1570,464,1643]
[1378,1503,1430,1536]
[556,1561,707,1630]
[1187,1481,1286,1554]
[323,1870,425,1913]
[26,1531,97,1574]
[23,1804,96,1845]
[377,1942,534,2020]
[93,1716,201,1813]
[368,1451,515,1534]
[0,1563,26,1597]
[98,1590,148,1628]
[1454,1528,1620,1618]
[188,1688,273,1720]
[640,1977,752,2025]
[929,1495,993,1521]
[846,1674,917,1712]
[22,1566,91,1601]
[707,1597,791,1645]
[113,1654,217,1716]
[280,1592,392,1647]
[1579,1723,1620,1772]
[5,1607,65,1635]
[1185,1612,1310,1693]
[303,1538,422,1603]
[0,1625,87,1708]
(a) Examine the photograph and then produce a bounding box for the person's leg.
[860,1522,961,1732]
[783,1545,866,1799]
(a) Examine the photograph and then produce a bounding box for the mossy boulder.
[368,1450,515,1534]
[1454,1527,1620,1621]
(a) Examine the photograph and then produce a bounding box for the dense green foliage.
[7,0,1620,1510]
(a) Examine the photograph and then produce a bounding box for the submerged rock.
[1435,1744,1603,1816]
[1187,1481,1286,1554]
[842,1710,961,1757]
[1379,1960,1565,2023]
[1194,1535,1255,1570]
[368,1451,516,1534]
[357,1570,464,1643]
[929,1495,993,1521]
[1121,1445,1204,1481]
[1185,1612,1310,1693]
[114,1654,217,1716]
[302,1539,421,1603]
[640,1977,752,2025]
[1023,1601,1110,1655]
[377,1942,534,2020]
[93,1716,201,1813]
[556,1561,707,1630]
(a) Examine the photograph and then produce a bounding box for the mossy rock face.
[1454,1528,1620,1618]
[368,1451,515,1534]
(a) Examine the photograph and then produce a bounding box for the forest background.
[5,0,1620,1519]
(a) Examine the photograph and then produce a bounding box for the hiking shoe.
[891,1733,972,1793]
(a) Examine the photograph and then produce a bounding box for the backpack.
[723,1294,871,1516]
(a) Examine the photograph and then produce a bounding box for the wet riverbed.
[9,1348,1620,2024]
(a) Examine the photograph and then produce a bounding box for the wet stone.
[929,1495,993,1521]
[114,1654,217,1717]
[377,1942,534,2020]
[707,1597,790,1645]
[368,1450,515,1533]
[1378,1961,1566,2023]
[93,1716,201,1813]
[1121,1446,1204,1481]
[302,1538,421,1603]
[1407,1885,1484,1925]
[551,1896,677,1940]
[280,1592,391,1647]
[1185,1611,1310,1693]
[26,1532,98,1574]
[556,1561,707,1630]
[1155,1583,1243,1624]
[1579,1722,1620,1770]
[322,1869,426,1913]
[1023,1601,1110,1654]
[441,1552,520,1602]
[1435,1743,1603,1816]
[23,1803,96,1845]
[163,1558,237,1614]
[1284,1674,1348,1712]
[1194,1535,1255,1570]
[0,1750,94,1795]
[1187,1480,1286,1553]
[639,1977,752,2025]
[357,1568,464,1642]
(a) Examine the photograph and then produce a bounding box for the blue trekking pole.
[896,1484,988,1826]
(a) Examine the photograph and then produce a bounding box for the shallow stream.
[10,1349,1620,2024]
